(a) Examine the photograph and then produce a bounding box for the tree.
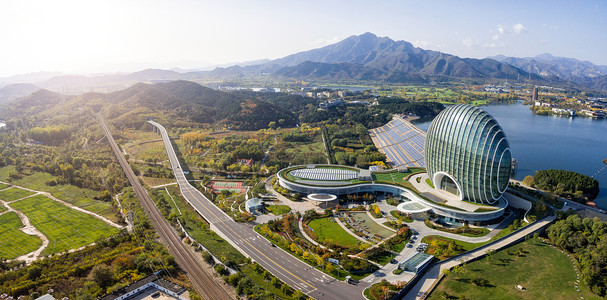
[293,290,304,299]
[91,264,114,288]
[522,175,534,187]
[270,276,278,287]
[325,262,335,274]
[28,265,42,280]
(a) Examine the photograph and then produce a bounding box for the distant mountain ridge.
[215,32,540,82]
[2,33,607,93]
[0,83,40,104]
[489,53,607,79]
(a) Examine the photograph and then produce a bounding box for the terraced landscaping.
[0,212,43,259]
[0,187,36,201]
[9,194,120,256]
[349,212,394,239]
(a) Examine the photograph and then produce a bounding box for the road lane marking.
[152,123,318,290]
[181,176,317,289]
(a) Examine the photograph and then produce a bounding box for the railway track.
[97,114,231,300]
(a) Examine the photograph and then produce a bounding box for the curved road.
[148,120,368,300]
[98,115,232,300]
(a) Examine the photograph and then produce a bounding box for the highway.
[97,114,232,300]
[148,120,368,300]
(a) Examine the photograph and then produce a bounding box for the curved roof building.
[425,104,512,204]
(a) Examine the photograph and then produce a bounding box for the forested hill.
[2,80,304,130]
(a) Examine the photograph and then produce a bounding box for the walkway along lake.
[415,101,607,209]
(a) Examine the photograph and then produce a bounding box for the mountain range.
[1,32,607,97]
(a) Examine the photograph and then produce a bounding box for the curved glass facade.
[425,104,512,204]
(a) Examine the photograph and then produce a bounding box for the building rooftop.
[399,252,434,272]
[368,116,426,168]
[100,275,185,300]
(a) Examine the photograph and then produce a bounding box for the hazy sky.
[1,0,605,77]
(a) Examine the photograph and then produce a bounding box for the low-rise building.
[245,198,264,214]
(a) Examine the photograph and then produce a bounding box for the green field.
[0,183,9,190]
[266,204,291,215]
[9,195,120,256]
[429,238,601,300]
[0,187,36,201]
[0,212,43,259]
[307,217,361,249]
[140,176,176,187]
[0,166,118,222]
[0,206,5,213]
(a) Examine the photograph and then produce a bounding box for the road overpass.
[98,115,232,300]
[148,120,367,300]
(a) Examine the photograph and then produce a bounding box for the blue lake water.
[415,102,607,209]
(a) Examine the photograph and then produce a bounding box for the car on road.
[270,243,276,247]
[390,258,397,264]
[407,244,413,248]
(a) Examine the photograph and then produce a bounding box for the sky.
[1,0,605,77]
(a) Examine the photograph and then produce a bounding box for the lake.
[415,102,607,209]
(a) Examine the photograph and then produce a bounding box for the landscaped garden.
[390,210,413,223]
[372,168,425,183]
[9,195,120,256]
[421,235,482,260]
[429,238,601,300]
[307,217,361,249]
[424,219,490,237]
[349,212,394,239]
[266,204,291,215]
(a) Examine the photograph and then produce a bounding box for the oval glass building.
[425,104,512,204]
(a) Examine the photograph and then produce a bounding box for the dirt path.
[0,181,125,263]
[0,181,123,229]
[42,192,123,229]
[0,200,49,263]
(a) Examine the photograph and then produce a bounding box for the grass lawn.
[140,176,176,187]
[307,217,361,249]
[284,141,325,155]
[9,194,120,256]
[266,204,291,215]
[0,183,10,190]
[428,238,601,300]
[373,168,426,183]
[0,205,6,213]
[124,140,167,162]
[0,187,36,201]
[0,167,118,222]
[0,212,43,259]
